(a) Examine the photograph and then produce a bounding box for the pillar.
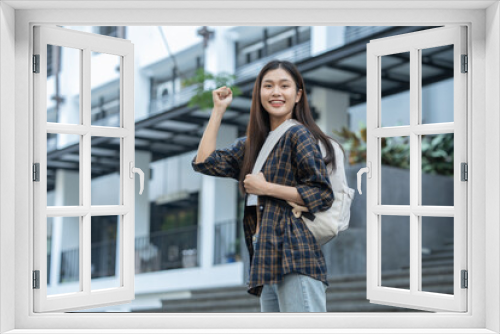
[204,26,236,76]
[310,87,350,137]
[311,26,346,57]
[198,124,238,269]
[50,169,79,288]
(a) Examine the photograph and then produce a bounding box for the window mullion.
[82,48,92,295]
[409,47,420,294]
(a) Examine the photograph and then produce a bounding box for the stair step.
[423,253,453,262]
[141,240,457,313]
[402,260,453,270]
[162,297,260,312]
[430,246,454,254]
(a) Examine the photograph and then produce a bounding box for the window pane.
[47,216,80,296]
[381,215,410,290]
[91,52,121,127]
[421,217,454,294]
[421,133,454,206]
[421,45,454,124]
[91,215,121,290]
[91,137,121,205]
[381,51,410,127]
[47,134,80,206]
[381,136,410,205]
[47,45,81,124]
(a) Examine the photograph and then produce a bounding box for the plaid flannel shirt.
[191,124,334,297]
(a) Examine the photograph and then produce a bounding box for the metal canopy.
[47,26,452,191]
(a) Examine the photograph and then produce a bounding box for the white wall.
[205,26,235,75]
[149,152,201,204]
[0,2,16,332]
[311,26,345,57]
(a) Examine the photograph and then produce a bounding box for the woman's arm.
[195,87,232,163]
[293,128,334,213]
[243,172,305,205]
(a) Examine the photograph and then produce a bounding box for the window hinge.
[461,270,468,289]
[33,270,40,289]
[33,163,40,182]
[33,54,40,73]
[461,162,468,181]
[461,54,468,73]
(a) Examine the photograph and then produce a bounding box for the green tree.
[335,127,454,176]
[182,68,242,111]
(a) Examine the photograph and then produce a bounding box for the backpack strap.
[251,119,298,175]
[247,119,298,206]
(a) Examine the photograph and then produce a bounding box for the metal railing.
[235,41,311,82]
[91,240,117,278]
[214,220,241,265]
[60,248,79,283]
[59,225,200,282]
[135,226,199,273]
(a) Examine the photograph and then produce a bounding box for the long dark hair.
[239,60,341,193]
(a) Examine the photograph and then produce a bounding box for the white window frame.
[1,2,498,334]
[33,25,136,312]
[365,26,468,312]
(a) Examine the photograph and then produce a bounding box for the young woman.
[192,60,337,312]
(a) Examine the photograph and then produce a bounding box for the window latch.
[357,162,372,195]
[129,162,144,195]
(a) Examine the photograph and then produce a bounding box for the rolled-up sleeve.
[293,128,334,213]
[191,137,246,181]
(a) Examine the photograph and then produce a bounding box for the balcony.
[344,26,392,44]
[136,226,199,273]
[59,225,200,283]
[235,41,311,82]
[147,85,198,119]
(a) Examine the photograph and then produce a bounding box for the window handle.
[357,162,372,195]
[129,162,145,195]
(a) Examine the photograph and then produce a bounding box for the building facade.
[44,25,454,312]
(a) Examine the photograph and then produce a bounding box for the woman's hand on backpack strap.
[244,172,270,196]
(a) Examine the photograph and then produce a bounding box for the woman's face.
[260,68,302,121]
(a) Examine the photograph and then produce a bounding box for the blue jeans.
[252,233,328,312]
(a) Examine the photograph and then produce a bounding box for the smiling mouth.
[270,100,285,106]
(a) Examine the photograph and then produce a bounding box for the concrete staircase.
[134,242,454,313]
